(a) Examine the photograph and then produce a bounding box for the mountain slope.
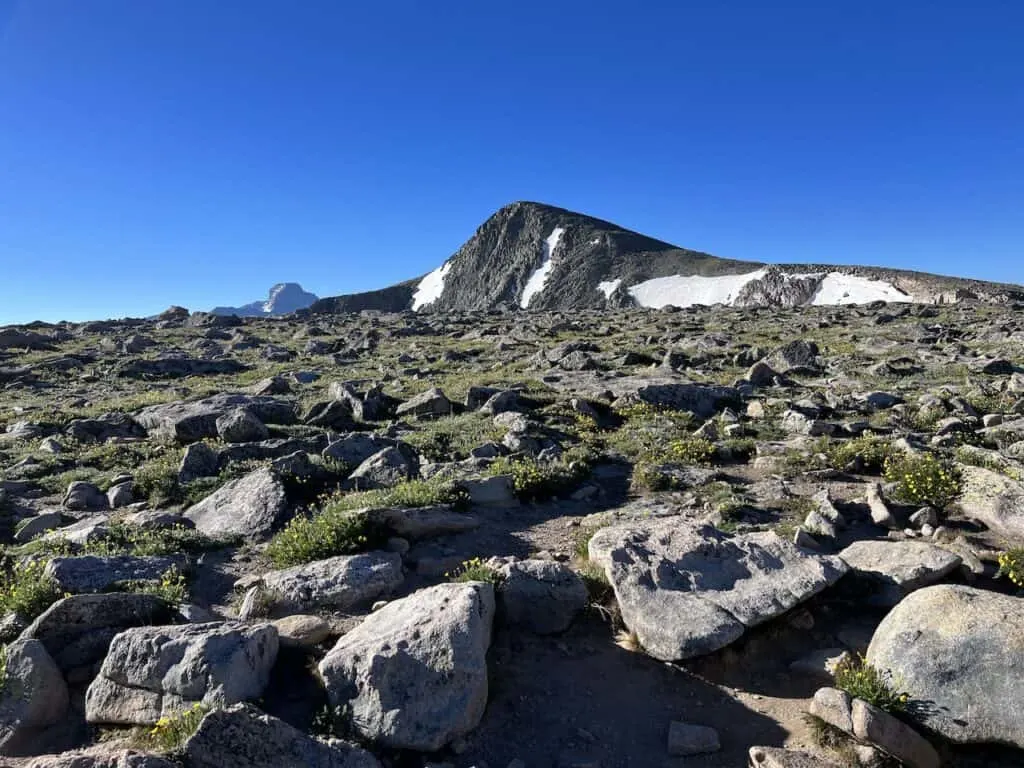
[212,283,319,317]
[309,202,1023,313]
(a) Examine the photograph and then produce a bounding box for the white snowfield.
[596,279,622,299]
[810,272,911,305]
[411,261,452,310]
[520,227,566,308]
[610,268,913,308]
[626,268,769,308]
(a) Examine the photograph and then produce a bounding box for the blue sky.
[1,1,1021,323]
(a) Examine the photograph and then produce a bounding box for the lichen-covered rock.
[867,584,1024,748]
[184,704,379,768]
[254,551,403,613]
[184,466,289,538]
[318,582,494,751]
[0,639,69,756]
[85,622,278,726]
[588,519,847,660]
[496,559,587,634]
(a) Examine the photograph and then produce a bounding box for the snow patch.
[628,269,768,309]
[520,227,566,308]
[597,279,622,299]
[811,273,912,305]
[412,261,452,311]
[590,237,601,245]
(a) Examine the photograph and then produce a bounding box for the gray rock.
[85,621,279,726]
[808,687,854,733]
[747,746,844,768]
[45,554,187,594]
[851,698,940,768]
[608,377,739,418]
[395,387,452,419]
[480,390,522,415]
[0,639,69,756]
[587,520,847,660]
[255,551,403,613]
[24,750,178,768]
[14,512,64,543]
[136,394,295,443]
[666,721,720,756]
[746,361,778,387]
[460,475,517,506]
[369,505,480,538]
[322,433,397,467]
[215,408,269,443]
[106,482,134,509]
[866,483,899,529]
[496,559,587,635]
[838,540,961,605]
[955,465,1024,542]
[319,582,495,751]
[184,704,380,768]
[64,413,146,444]
[184,466,289,538]
[178,441,219,482]
[21,593,175,675]
[867,584,1024,747]
[348,447,417,490]
[271,615,332,648]
[62,481,108,512]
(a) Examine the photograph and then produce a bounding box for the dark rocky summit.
[309,201,1024,314]
[211,282,318,317]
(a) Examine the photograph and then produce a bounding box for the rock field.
[1,299,1023,767]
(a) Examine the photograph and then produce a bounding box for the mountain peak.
[211,282,319,317]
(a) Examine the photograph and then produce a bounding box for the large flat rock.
[588,519,847,660]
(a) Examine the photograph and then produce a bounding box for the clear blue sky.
[1,1,1022,323]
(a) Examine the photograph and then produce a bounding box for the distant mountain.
[309,201,1023,314]
[211,283,319,317]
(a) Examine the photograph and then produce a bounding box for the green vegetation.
[826,434,895,473]
[834,654,908,714]
[489,455,589,502]
[882,452,961,508]
[122,566,189,603]
[403,412,506,461]
[665,435,716,465]
[0,558,64,621]
[144,702,208,751]
[997,549,1024,588]
[325,477,468,512]
[446,557,502,585]
[266,508,381,568]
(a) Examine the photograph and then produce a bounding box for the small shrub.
[84,522,225,557]
[265,508,382,568]
[446,557,502,585]
[827,435,894,473]
[489,456,587,502]
[133,451,185,506]
[665,436,716,465]
[833,654,908,714]
[997,549,1024,588]
[145,702,207,751]
[882,452,961,508]
[0,645,7,694]
[123,567,189,604]
[577,559,612,604]
[0,558,64,621]
[327,477,468,512]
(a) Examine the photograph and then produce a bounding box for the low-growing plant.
[833,654,908,714]
[133,450,186,505]
[446,557,502,585]
[122,566,189,604]
[489,456,588,502]
[83,522,225,557]
[0,558,64,621]
[882,452,961,508]
[327,477,469,512]
[827,435,895,473]
[665,435,716,465]
[997,548,1024,588]
[145,702,208,751]
[265,508,382,568]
